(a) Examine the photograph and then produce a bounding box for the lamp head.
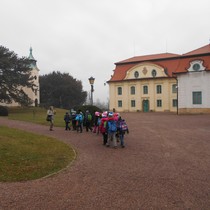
[88,76,95,85]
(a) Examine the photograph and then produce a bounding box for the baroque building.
[108,44,210,113]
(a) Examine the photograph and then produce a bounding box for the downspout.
[172,73,179,115]
[175,77,178,115]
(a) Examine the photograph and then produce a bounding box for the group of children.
[63,110,129,148]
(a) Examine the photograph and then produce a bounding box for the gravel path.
[0,113,210,210]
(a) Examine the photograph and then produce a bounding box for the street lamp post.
[88,76,95,106]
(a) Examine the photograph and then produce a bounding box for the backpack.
[109,120,117,132]
[97,118,101,126]
[120,120,128,131]
[76,114,83,123]
[79,114,83,122]
[87,114,92,121]
[104,121,107,129]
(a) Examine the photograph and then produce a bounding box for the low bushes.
[0,106,8,116]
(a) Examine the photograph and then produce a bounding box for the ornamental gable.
[124,63,167,80]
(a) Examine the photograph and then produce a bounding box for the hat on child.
[108,112,113,117]
[102,111,108,117]
[95,111,100,116]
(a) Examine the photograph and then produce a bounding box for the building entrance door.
[143,100,149,112]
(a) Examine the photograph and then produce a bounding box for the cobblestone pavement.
[0,113,210,210]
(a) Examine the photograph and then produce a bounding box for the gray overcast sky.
[1,0,210,103]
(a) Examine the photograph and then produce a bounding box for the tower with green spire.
[28,46,37,68]
[27,47,40,106]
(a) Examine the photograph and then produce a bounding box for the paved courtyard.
[0,112,210,210]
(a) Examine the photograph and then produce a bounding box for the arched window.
[130,86,135,95]
[117,87,122,95]
[156,85,162,94]
[143,85,148,94]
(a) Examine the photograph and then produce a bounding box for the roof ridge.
[116,52,180,64]
[183,44,210,55]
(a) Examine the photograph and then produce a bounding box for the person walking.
[75,111,83,133]
[71,110,77,131]
[93,111,100,134]
[64,112,71,130]
[99,112,108,145]
[106,112,117,148]
[117,116,129,148]
[84,110,93,132]
[47,106,56,131]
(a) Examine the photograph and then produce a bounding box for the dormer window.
[188,60,205,72]
[192,63,200,71]
[151,69,157,77]
[134,71,139,78]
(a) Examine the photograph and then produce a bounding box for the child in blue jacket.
[64,112,71,130]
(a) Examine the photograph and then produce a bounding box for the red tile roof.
[175,56,210,74]
[108,44,210,82]
[110,64,134,81]
[183,44,210,56]
[110,60,181,82]
[116,53,180,64]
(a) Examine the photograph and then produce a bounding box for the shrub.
[0,106,8,116]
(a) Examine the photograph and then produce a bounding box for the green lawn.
[0,126,76,182]
[0,107,76,182]
[8,107,69,127]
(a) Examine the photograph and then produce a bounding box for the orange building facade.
[108,44,210,113]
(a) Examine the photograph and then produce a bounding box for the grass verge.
[8,107,69,127]
[0,126,76,182]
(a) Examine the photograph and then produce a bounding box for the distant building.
[174,45,210,114]
[108,44,210,113]
[0,47,40,107]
